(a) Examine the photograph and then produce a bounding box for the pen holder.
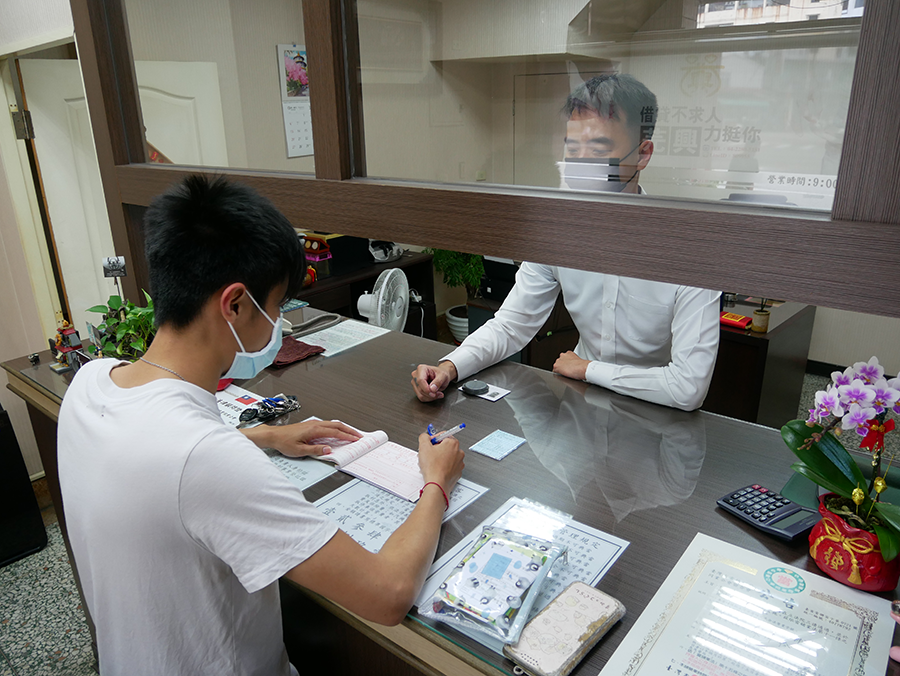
[751,309,770,334]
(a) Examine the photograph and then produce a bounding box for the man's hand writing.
[241,420,361,457]
[410,361,458,402]
[416,432,464,495]
[552,351,590,381]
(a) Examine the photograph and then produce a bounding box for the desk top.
[4,310,896,675]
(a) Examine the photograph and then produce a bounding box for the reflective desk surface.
[4,308,898,675]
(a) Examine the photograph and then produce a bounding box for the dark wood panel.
[70,0,147,302]
[302,0,353,180]
[115,163,900,318]
[832,0,900,224]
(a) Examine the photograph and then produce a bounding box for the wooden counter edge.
[5,370,62,422]
[295,585,507,676]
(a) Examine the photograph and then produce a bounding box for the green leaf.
[142,289,153,307]
[874,524,900,562]
[874,503,900,536]
[782,421,859,495]
[87,304,108,313]
[116,324,128,341]
[107,295,123,310]
[131,337,146,352]
[790,461,855,499]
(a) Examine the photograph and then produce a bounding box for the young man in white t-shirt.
[57,175,465,676]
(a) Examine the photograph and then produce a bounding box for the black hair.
[563,73,658,144]
[143,175,306,328]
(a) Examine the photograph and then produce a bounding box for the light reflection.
[710,603,800,642]
[702,627,814,674]
[702,619,816,670]
[694,635,788,676]
[719,585,782,613]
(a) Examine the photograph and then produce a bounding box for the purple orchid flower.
[842,402,877,435]
[838,379,876,407]
[831,367,855,388]
[870,378,900,415]
[853,356,884,384]
[814,387,845,418]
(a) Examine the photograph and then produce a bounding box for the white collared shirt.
[443,263,721,411]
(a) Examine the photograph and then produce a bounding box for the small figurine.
[48,320,90,374]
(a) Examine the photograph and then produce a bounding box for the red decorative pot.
[809,494,900,592]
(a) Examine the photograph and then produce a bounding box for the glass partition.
[124,0,315,173]
[356,0,863,211]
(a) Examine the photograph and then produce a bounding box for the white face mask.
[557,158,638,193]
[223,291,283,380]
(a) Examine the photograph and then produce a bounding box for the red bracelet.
[420,481,449,511]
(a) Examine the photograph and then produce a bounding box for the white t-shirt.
[58,359,338,676]
[443,263,721,411]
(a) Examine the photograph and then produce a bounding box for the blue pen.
[430,423,466,444]
[427,423,436,436]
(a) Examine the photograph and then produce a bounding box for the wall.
[0,138,49,477]
[125,0,315,174]
[809,310,900,375]
[0,0,73,57]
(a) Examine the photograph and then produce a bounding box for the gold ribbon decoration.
[810,517,875,585]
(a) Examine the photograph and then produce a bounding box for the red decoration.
[809,494,900,592]
[860,418,895,451]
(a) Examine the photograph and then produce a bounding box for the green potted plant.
[425,249,484,344]
[86,292,156,361]
[781,356,900,591]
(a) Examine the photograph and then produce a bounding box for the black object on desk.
[0,402,47,567]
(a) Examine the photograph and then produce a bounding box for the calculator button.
[761,508,770,514]
[738,496,748,503]
[731,493,741,499]
[752,511,762,518]
[725,498,737,505]
[759,515,769,522]
[752,485,760,490]
[772,494,783,500]
[758,487,768,493]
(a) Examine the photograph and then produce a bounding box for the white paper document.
[600,532,895,676]
[314,478,488,552]
[301,320,389,357]
[470,429,526,460]
[216,384,265,427]
[264,447,338,492]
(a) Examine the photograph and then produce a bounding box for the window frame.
[70,0,900,317]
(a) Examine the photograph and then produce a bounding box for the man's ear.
[219,283,248,323]
[636,140,654,171]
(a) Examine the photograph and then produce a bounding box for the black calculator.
[717,484,820,542]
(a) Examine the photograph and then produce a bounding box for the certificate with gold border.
[600,533,894,676]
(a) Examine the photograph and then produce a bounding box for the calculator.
[717,484,820,542]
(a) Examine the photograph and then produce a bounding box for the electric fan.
[357,268,410,331]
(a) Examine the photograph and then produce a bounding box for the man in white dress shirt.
[411,74,720,411]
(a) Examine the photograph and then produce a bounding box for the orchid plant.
[782,357,900,560]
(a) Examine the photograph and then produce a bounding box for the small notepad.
[470,430,526,461]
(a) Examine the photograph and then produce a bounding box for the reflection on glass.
[124,0,315,172]
[479,363,706,519]
[357,0,861,210]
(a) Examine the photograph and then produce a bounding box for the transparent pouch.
[421,526,567,644]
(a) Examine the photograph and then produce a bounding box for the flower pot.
[445,305,469,344]
[808,494,900,592]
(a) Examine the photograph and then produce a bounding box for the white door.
[18,59,228,335]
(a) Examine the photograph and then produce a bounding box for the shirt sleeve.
[584,287,721,411]
[179,426,339,594]
[442,262,561,380]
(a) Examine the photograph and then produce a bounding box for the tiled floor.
[0,373,887,676]
[0,523,94,676]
